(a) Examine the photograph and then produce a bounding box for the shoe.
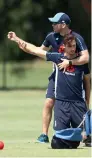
[37,134,49,143]
[83,135,92,147]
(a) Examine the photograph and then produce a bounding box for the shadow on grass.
[0,87,46,91]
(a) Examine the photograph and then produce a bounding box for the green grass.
[0,90,91,157]
[0,59,52,89]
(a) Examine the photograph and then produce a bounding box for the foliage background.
[0,0,91,88]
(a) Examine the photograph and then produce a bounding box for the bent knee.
[51,135,80,149]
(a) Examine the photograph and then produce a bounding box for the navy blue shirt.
[43,31,88,79]
[46,52,89,102]
[43,31,87,52]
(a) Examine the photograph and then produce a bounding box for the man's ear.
[61,23,66,28]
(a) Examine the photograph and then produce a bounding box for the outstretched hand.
[7,31,27,50]
[7,31,17,41]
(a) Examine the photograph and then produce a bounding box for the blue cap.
[55,128,82,141]
[48,12,71,25]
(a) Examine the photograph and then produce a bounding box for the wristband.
[69,60,72,66]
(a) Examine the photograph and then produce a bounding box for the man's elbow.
[84,55,89,63]
[81,50,89,63]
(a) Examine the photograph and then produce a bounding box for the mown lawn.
[0,90,91,157]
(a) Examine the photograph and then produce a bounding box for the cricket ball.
[0,141,4,150]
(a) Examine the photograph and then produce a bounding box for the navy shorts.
[54,100,87,131]
[46,78,55,99]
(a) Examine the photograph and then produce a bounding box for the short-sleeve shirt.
[43,31,87,52]
[46,52,89,102]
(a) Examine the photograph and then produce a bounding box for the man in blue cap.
[48,12,71,24]
[7,32,91,148]
[36,12,89,143]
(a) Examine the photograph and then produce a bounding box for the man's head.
[48,12,71,33]
[63,34,76,55]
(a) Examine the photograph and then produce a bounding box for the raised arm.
[7,32,47,59]
[7,31,60,63]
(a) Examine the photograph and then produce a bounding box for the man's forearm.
[14,36,24,44]
[25,43,47,59]
[72,50,89,65]
[8,32,47,59]
[14,36,47,59]
[14,36,29,53]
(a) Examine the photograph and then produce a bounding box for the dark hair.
[63,34,76,46]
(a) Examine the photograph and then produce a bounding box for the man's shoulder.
[45,32,60,38]
[46,31,54,38]
[72,31,84,40]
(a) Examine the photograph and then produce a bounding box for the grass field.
[0,90,91,157]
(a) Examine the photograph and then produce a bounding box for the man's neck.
[64,52,77,59]
[60,28,71,36]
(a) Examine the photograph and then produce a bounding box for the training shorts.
[54,99,87,131]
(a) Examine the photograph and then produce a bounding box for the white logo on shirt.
[56,38,59,40]
[65,72,75,76]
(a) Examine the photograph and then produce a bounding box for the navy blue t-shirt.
[43,31,87,52]
[43,31,88,79]
[46,52,89,102]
